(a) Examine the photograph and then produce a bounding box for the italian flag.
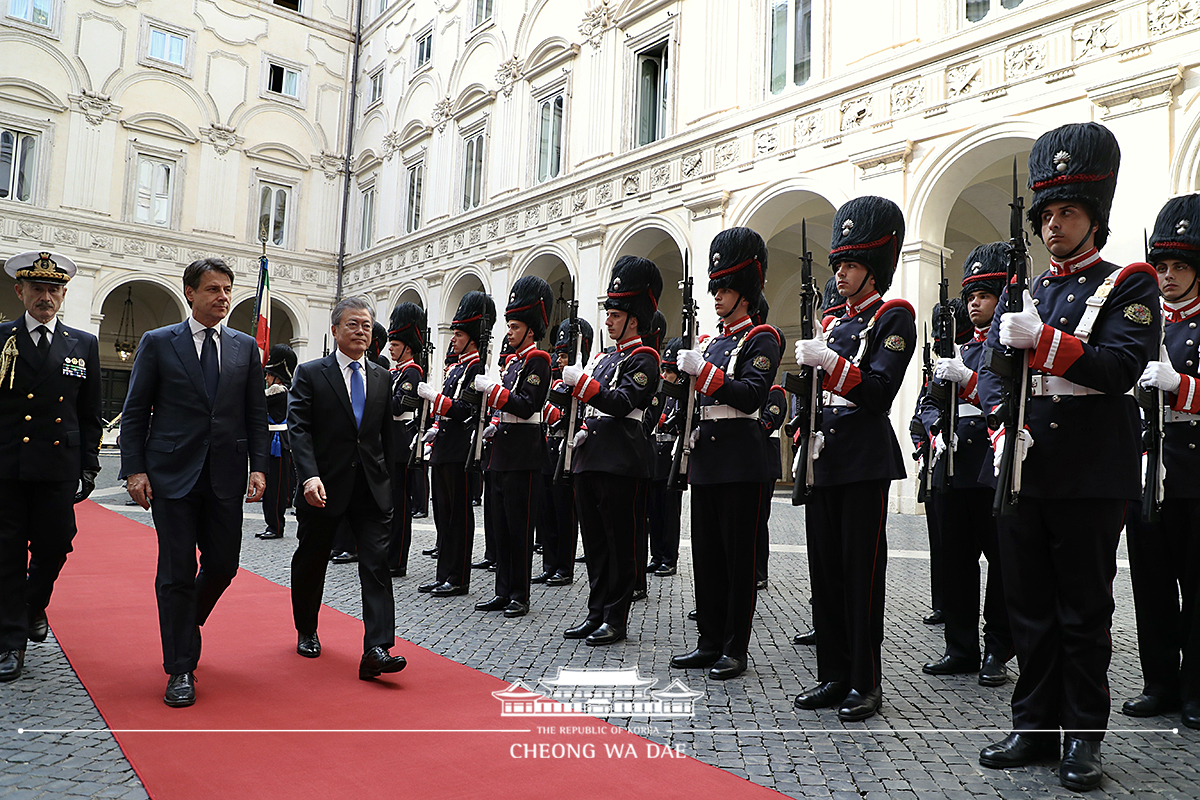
[252,255,271,364]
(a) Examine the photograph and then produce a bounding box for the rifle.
[986,159,1031,517]
[552,292,581,484]
[463,307,495,473]
[406,323,435,469]
[914,326,932,504]
[928,254,957,490]
[783,220,821,506]
[1139,229,1165,521]
[665,250,696,491]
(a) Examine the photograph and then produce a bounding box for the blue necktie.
[201,328,219,402]
[349,361,365,428]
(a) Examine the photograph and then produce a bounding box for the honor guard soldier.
[386,302,427,578]
[415,291,494,597]
[976,123,1159,791]
[670,227,781,681]
[1123,193,1200,731]
[560,256,662,646]
[257,344,298,540]
[792,196,915,720]
[0,251,102,682]
[920,245,1013,687]
[647,337,684,577]
[751,298,787,591]
[472,277,554,618]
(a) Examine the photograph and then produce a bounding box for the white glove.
[416,381,438,402]
[483,423,497,440]
[934,356,972,385]
[795,339,840,372]
[992,427,1034,475]
[572,428,588,449]
[999,290,1043,349]
[933,433,947,462]
[421,427,437,445]
[811,430,825,460]
[677,349,705,377]
[1139,361,1182,393]
[423,443,432,459]
[474,374,499,394]
[562,365,584,387]
[689,425,701,449]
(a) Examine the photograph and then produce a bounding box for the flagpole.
[253,221,271,365]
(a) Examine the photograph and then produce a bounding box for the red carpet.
[47,502,784,800]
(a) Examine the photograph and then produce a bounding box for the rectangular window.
[273,0,300,11]
[148,26,186,66]
[462,132,484,211]
[967,0,1023,22]
[768,0,811,94]
[268,63,300,98]
[360,188,376,251]
[0,128,36,203]
[405,164,423,233]
[368,69,383,107]
[258,184,289,246]
[474,0,493,26]
[636,42,668,147]
[536,93,563,183]
[377,0,389,16]
[134,155,173,227]
[7,0,50,27]
[416,30,433,69]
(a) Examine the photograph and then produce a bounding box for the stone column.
[683,190,731,336]
[574,226,607,345]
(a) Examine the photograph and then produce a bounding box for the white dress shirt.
[336,348,368,400]
[188,316,222,367]
[24,312,57,347]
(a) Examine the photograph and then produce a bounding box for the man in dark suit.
[0,251,103,683]
[120,257,269,707]
[288,296,406,681]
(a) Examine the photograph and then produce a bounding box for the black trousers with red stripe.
[388,462,413,573]
[691,481,771,661]
[431,463,474,588]
[262,450,294,536]
[806,479,890,692]
[575,472,637,629]
[489,469,541,605]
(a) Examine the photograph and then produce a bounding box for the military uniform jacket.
[390,360,423,464]
[816,293,915,486]
[1154,296,1200,499]
[978,251,1159,500]
[0,317,102,482]
[652,394,680,482]
[484,343,551,472]
[265,385,291,452]
[429,352,483,465]
[761,384,787,482]
[570,337,658,478]
[688,316,781,485]
[919,330,991,490]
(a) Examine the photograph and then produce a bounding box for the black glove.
[74,468,100,504]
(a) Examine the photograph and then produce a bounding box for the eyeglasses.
[339,320,373,332]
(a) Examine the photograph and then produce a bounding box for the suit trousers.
[647,480,681,568]
[542,478,578,577]
[1125,497,1200,703]
[806,480,890,691]
[691,482,770,660]
[490,470,540,604]
[575,473,637,629]
[939,486,1012,662]
[998,497,1124,740]
[431,463,474,587]
[291,467,394,651]
[262,450,294,536]
[388,462,413,572]
[151,459,243,674]
[408,466,428,515]
[0,480,76,651]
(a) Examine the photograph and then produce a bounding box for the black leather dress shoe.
[1121,692,1180,717]
[390,567,407,578]
[585,623,625,646]
[1059,737,1103,791]
[417,580,440,593]
[574,555,587,563]
[793,629,817,646]
[709,655,746,680]
[487,562,497,572]
[411,509,427,519]
[923,609,944,624]
[546,573,573,586]
[531,570,553,584]
[475,596,508,611]
[794,681,849,710]
[359,646,407,680]
[923,654,980,676]
[331,551,358,564]
[423,546,439,556]
[164,672,196,707]
[1182,701,1200,730]
[297,631,321,658]
[837,686,882,721]
[431,582,468,597]
[978,653,1009,687]
[632,588,647,601]
[646,561,661,573]
[687,609,698,621]
[27,607,48,643]
[533,543,543,554]
[755,578,768,590]
[256,530,283,539]
[654,564,677,577]
[503,601,529,618]
[979,732,1059,768]
[670,648,720,669]
[0,650,25,682]
[563,620,601,639]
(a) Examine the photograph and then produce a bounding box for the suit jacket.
[119,320,270,500]
[288,352,393,516]
[0,318,103,482]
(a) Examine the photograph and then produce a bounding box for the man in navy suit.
[288,296,406,681]
[120,257,269,707]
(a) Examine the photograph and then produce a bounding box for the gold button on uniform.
[27,393,33,399]
[24,415,31,421]
[55,418,61,423]
[53,441,59,446]
[22,437,29,443]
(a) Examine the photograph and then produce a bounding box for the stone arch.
[396,71,441,131]
[604,215,688,343]
[388,282,428,311]
[227,291,300,348]
[107,70,217,127]
[448,31,505,99]
[0,32,85,95]
[512,243,577,337]
[91,271,188,322]
[232,102,327,153]
[1170,103,1200,195]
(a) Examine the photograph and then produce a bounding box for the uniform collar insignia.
[1048,247,1101,276]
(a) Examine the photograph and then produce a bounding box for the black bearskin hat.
[388,302,426,355]
[553,317,594,365]
[505,276,554,340]
[1027,122,1120,250]
[950,297,972,344]
[662,337,683,370]
[821,275,843,313]
[643,310,667,353]
[264,343,297,385]
[708,227,768,308]
[829,196,904,294]
[450,290,497,345]
[604,256,662,332]
[444,340,457,365]
[960,242,1010,301]
[369,321,388,361]
[1148,193,1200,269]
[752,297,769,327]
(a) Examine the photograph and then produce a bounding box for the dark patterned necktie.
[201,328,219,401]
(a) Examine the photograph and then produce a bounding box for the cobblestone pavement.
[2,453,1196,798]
